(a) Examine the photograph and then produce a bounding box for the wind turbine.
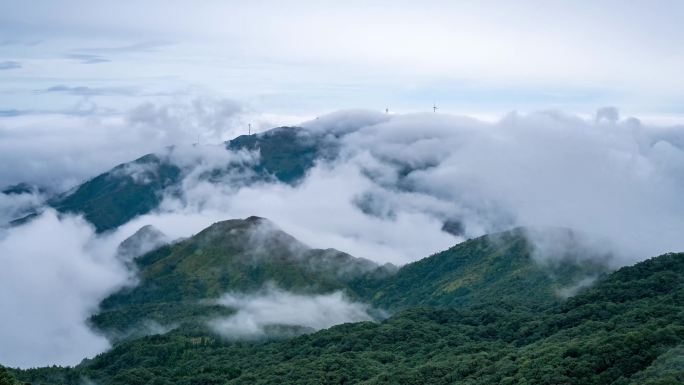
[248,123,251,135]
[433,103,438,113]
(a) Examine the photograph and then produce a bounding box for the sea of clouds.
[2,103,684,367]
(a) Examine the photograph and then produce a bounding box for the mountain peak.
[191,216,307,259]
[117,224,169,262]
[92,216,388,337]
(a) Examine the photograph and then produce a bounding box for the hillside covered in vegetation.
[11,218,684,385]
[35,126,336,233]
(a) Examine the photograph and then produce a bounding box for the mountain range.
[1,125,682,385]
[89,217,608,340]
[6,214,682,384]
[4,124,468,237]
[44,127,333,233]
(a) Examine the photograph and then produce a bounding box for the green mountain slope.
[364,227,611,310]
[91,216,389,337]
[51,154,182,233]
[92,220,609,340]
[92,220,614,341]
[226,126,336,184]
[48,126,332,233]
[17,252,683,385]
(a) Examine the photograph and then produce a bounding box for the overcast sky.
[0,0,683,120]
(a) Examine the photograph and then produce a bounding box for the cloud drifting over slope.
[121,108,684,266]
[0,97,246,191]
[332,109,684,263]
[209,286,373,339]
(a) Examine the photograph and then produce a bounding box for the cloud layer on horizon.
[2,1,684,118]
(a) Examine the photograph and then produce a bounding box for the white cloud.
[3,106,684,368]
[0,210,132,368]
[209,286,374,339]
[121,108,684,266]
[0,97,246,191]
[124,158,457,265]
[0,191,44,225]
[339,109,684,263]
[127,97,242,145]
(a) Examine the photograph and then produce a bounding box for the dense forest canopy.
[11,224,684,384]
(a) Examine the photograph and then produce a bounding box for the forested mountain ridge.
[90,217,608,341]
[364,227,611,311]
[14,251,684,385]
[90,216,392,338]
[5,206,680,385]
[22,126,333,233]
[50,153,183,233]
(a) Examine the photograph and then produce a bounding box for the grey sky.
[0,0,682,117]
